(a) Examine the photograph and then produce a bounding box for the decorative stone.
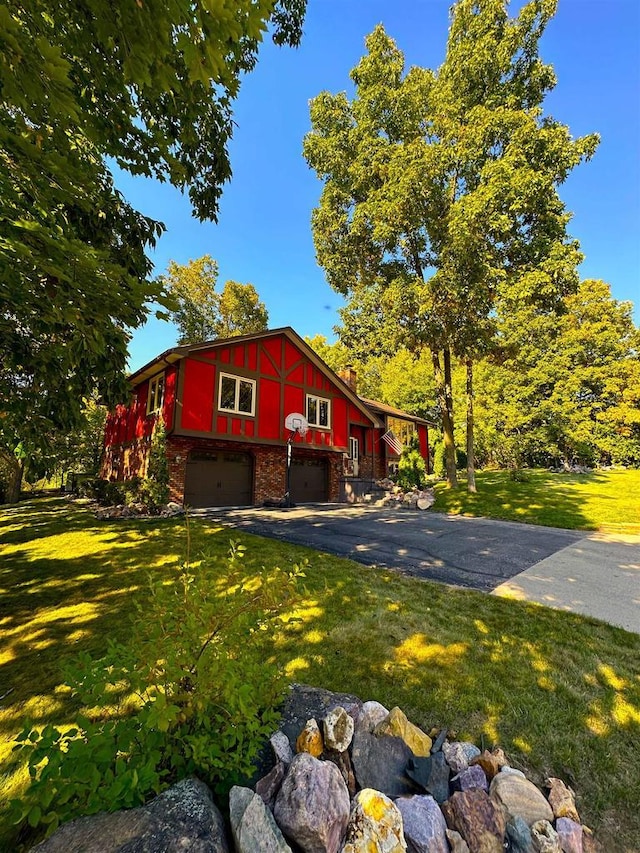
[441,789,506,853]
[490,772,554,826]
[451,764,488,793]
[506,816,534,852]
[530,820,562,852]
[395,794,448,853]
[271,730,294,766]
[342,789,406,853]
[445,829,471,853]
[323,705,354,752]
[279,684,362,754]
[555,817,583,853]
[500,766,526,778]
[31,777,229,853]
[374,707,432,756]
[406,752,450,803]
[273,752,350,853]
[296,718,324,757]
[358,700,390,733]
[490,747,510,769]
[229,786,292,853]
[443,741,481,773]
[469,750,502,781]
[546,778,580,823]
[351,728,417,797]
[581,826,603,853]
[255,760,287,811]
[324,747,357,798]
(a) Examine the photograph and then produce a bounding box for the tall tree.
[0,1,304,501]
[163,256,269,345]
[303,1,597,489]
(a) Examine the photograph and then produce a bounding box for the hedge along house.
[101,327,431,508]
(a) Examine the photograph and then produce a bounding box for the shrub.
[79,477,126,505]
[397,434,427,490]
[10,529,305,838]
[138,417,169,510]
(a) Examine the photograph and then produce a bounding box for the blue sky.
[118,0,640,373]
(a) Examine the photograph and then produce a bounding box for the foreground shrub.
[11,531,305,838]
[397,434,427,490]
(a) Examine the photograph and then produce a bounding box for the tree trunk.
[0,450,23,504]
[432,349,458,488]
[466,359,477,493]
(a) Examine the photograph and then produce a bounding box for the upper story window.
[147,373,165,415]
[219,373,256,416]
[307,393,330,428]
[387,416,416,448]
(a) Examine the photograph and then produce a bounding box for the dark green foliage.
[397,434,428,490]
[10,538,305,838]
[138,418,170,510]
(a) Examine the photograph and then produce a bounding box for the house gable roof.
[359,396,435,428]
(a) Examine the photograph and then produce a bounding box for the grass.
[1,497,639,850]
[432,468,640,532]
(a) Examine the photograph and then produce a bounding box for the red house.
[102,328,431,507]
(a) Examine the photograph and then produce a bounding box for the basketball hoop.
[285,412,309,437]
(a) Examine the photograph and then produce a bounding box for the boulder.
[324,748,357,798]
[442,741,481,774]
[279,684,362,754]
[490,772,554,826]
[323,706,354,752]
[451,764,488,794]
[374,707,432,757]
[394,794,448,853]
[469,750,502,781]
[256,760,287,811]
[351,728,418,798]
[342,789,406,853]
[271,730,294,766]
[357,701,390,734]
[546,778,580,823]
[441,789,506,853]
[296,718,324,757]
[555,818,583,853]
[406,752,450,803]
[229,786,291,853]
[445,829,471,852]
[273,752,350,853]
[506,816,534,852]
[31,777,229,853]
[530,820,561,852]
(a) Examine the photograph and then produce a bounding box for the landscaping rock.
[546,777,580,823]
[442,741,481,773]
[469,749,502,781]
[324,747,357,797]
[296,718,324,757]
[490,771,554,826]
[229,786,291,853]
[350,728,417,797]
[500,766,526,779]
[451,764,488,793]
[323,705,354,752]
[530,819,561,852]
[374,707,432,756]
[256,760,287,811]
[279,684,362,754]
[395,794,448,853]
[342,789,406,853]
[555,817,583,853]
[273,752,350,853]
[441,789,506,853]
[506,816,534,852]
[31,777,228,853]
[406,752,450,803]
[357,700,390,733]
[445,829,471,852]
[271,730,294,766]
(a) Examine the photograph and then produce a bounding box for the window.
[147,373,165,415]
[306,393,330,428]
[386,416,416,449]
[349,437,359,460]
[219,373,256,416]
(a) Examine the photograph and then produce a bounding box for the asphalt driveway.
[194,504,582,592]
[195,504,640,633]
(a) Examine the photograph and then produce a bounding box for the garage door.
[184,451,253,508]
[290,457,328,503]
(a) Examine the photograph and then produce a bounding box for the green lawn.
[1,498,639,850]
[432,468,640,532]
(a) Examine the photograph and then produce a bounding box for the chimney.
[338,365,357,393]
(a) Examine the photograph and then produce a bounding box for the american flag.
[381,429,403,456]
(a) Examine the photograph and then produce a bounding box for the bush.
[397,434,427,490]
[11,531,305,838]
[139,417,169,510]
[79,477,126,505]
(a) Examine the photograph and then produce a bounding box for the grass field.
[432,468,640,532]
[1,497,639,850]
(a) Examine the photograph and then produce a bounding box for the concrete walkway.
[492,530,640,634]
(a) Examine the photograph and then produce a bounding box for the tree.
[0,0,305,503]
[303,2,597,490]
[162,256,269,345]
